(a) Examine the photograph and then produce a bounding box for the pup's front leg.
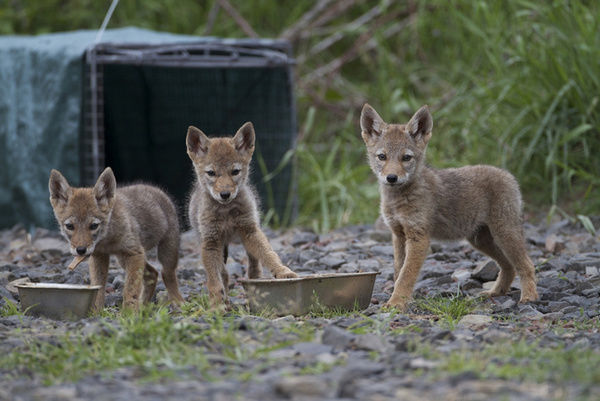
[385,232,430,311]
[392,229,406,282]
[120,252,146,311]
[89,253,109,313]
[241,227,297,279]
[202,240,228,306]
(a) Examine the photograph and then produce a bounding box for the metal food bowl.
[241,272,378,316]
[16,283,102,320]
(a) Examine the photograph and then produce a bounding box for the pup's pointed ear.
[186,126,210,160]
[360,104,385,145]
[407,105,433,144]
[233,122,255,157]
[49,169,72,207]
[93,167,116,210]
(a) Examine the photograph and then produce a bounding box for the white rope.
[95,0,120,43]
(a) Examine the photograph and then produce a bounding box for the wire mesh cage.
[82,39,297,225]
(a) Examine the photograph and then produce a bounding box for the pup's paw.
[479,286,510,298]
[518,291,539,303]
[518,281,539,303]
[382,300,407,312]
[275,269,298,279]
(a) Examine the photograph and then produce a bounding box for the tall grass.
[1,0,598,230]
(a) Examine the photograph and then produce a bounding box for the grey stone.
[537,277,572,292]
[292,342,333,356]
[300,259,320,272]
[518,304,544,320]
[370,245,394,257]
[458,314,492,328]
[356,259,381,272]
[275,376,333,398]
[548,301,571,312]
[451,268,471,283]
[226,262,245,278]
[567,255,600,271]
[178,268,197,280]
[472,260,499,282]
[320,255,346,270]
[461,279,482,291]
[291,231,318,246]
[495,298,516,311]
[409,357,440,369]
[353,333,390,353]
[112,275,124,290]
[542,312,564,321]
[582,287,600,297]
[322,325,355,349]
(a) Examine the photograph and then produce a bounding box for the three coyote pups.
[360,104,538,310]
[49,168,184,311]
[49,105,538,312]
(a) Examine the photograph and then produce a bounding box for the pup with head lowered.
[186,122,298,306]
[49,167,185,312]
[360,104,539,310]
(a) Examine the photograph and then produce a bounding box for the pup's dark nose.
[386,174,398,184]
[220,191,231,200]
[76,246,87,255]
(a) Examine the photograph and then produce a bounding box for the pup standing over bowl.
[49,167,184,312]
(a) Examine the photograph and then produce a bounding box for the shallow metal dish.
[16,283,102,320]
[240,272,378,316]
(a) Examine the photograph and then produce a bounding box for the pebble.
[275,376,333,398]
[458,314,492,328]
[471,260,499,282]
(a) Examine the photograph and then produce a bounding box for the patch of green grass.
[1,303,317,385]
[299,360,341,375]
[306,293,363,319]
[347,310,405,335]
[5,304,210,384]
[0,297,23,317]
[280,322,316,343]
[439,340,600,386]
[413,293,480,328]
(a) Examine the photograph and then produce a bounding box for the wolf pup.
[360,104,538,310]
[186,122,298,305]
[49,167,185,311]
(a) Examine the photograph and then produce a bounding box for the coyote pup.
[49,168,185,311]
[186,122,298,305]
[360,104,538,310]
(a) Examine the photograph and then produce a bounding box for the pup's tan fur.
[186,122,298,306]
[360,104,538,310]
[49,168,184,311]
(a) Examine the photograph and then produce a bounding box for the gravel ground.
[1,217,599,401]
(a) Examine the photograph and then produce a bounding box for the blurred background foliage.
[1,0,598,232]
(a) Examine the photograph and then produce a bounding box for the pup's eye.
[206,170,216,177]
[377,154,386,161]
[89,223,99,230]
[231,169,241,176]
[402,154,413,162]
[65,223,74,231]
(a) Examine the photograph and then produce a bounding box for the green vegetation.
[2,303,315,384]
[1,1,598,231]
[0,297,22,317]
[438,340,600,386]
[413,293,480,328]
